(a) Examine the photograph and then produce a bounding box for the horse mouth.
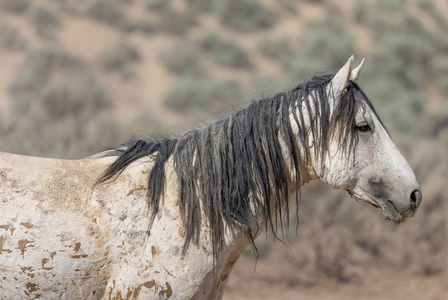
[348,191,407,223]
[383,200,418,224]
[348,191,381,208]
[381,200,405,223]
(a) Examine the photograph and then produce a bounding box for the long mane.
[97,74,379,260]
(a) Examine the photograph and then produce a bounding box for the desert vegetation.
[98,41,140,78]
[163,76,242,116]
[2,46,120,159]
[198,32,253,69]
[0,0,447,297]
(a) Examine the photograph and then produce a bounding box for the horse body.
[0,153,242,299]
[0,57,422,299]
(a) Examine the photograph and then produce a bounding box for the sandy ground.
[224,255,448,300]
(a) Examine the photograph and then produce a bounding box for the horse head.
[319,56,422,223]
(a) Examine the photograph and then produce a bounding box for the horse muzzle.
[382,186,422,224]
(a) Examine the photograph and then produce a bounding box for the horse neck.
[161,95,322,267]
[224,104,321,256]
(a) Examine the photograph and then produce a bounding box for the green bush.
[5,46,119,158]
[213,43,252,69]
[257,35,294,62]
[186,0,212,12]
[85,0,126,28]
[353,0,367,23]
[0,0,30,14]
[429,55,448,92]
[197,32,220,52]
[158,8,197,35]
[163,77,241,115]
[129,18,159,35]
[159,40,204,75]
[198,33,252,69]
[278,0,299,12]
[0,24,27,50]
[30,5,61,39]
[145,0,171,11]
[212,0,275,32]
[98,42,140,78]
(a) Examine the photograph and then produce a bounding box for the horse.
[0,56,421,299]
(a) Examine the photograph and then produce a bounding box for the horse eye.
[355,124,371,132]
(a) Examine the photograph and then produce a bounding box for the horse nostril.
[410,189,422,208]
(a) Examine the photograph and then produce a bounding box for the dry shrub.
[129,18,158,35]
[159,40,204,75]
[3,46,121,158]
[29,5,61,39]
[145,0,171,11]
[198,33,252,69]
[85,0,126,28]
[163,77,241,116]
[157,8,197,35]
[212,0,275,32]
[98,42,140,79]
[257,35,294,62]
[0,24,27,50]
[186,0,211,12]
[430,56,448,92]
[0,0,30,14]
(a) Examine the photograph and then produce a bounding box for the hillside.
[1,0,447,138]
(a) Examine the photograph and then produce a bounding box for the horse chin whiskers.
[383,212,406,225]
[382,200,407,224]
[347,190,360,203]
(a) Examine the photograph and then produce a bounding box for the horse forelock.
[96,73,380,261]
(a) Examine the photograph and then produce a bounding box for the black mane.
[97,74,379,260]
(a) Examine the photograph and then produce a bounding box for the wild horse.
[0,57,421,299]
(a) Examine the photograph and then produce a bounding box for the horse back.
[0,152,138,299]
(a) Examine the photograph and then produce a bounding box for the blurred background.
[0,0,447,299]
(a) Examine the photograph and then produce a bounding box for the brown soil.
[225,255,448,300]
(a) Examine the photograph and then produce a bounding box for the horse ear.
[331,55,354,97]
[350,58,365,82]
